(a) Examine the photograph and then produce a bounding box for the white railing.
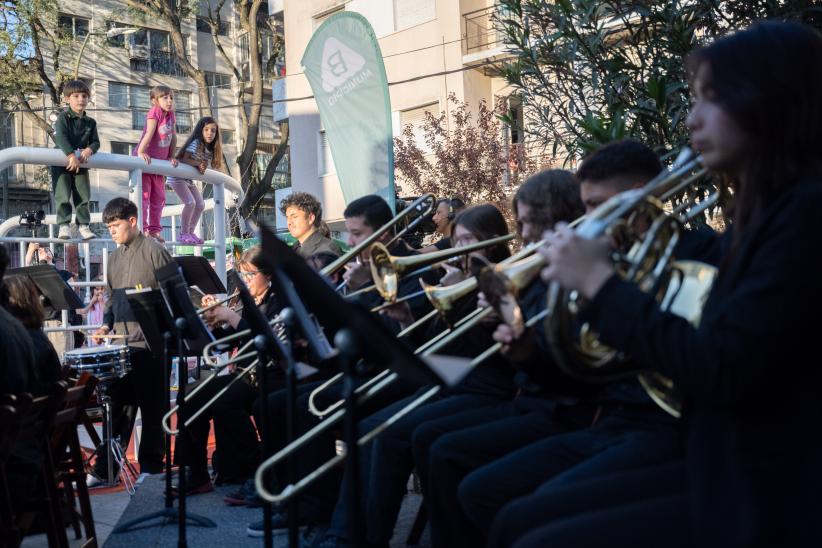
[0,147,244,287]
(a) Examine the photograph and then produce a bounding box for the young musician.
[280,192,343,259]
[518,21,822,548]
[88,198,174,483]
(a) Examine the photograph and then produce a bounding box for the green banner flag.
[301,12,395,210]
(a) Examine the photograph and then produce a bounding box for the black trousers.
[459,406,682,543]
[324,389,506,544]
[177,373,261,482]
[96,349,166,473]
[491,460,689,548]
[424,396,595,548]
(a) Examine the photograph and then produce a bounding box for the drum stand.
[97,391,138,490]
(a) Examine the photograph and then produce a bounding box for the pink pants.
[142,173,166,234]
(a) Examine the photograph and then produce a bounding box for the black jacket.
[293,230,343,259]
[584,181,822,547]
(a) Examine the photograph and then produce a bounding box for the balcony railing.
[130,49,187,78]
[463,5,505,55]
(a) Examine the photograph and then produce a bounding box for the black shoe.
[224,478,262,507]
[166,471,214,497]
[246,512,292,537]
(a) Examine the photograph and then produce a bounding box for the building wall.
[280,0,509,230]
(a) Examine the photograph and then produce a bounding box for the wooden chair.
[50,375,99,547]
[9,383,69,548]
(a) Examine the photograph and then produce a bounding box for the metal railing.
[463,5,505,54]
[0,147,244,288]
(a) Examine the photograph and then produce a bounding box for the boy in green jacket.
[52,80,100,240]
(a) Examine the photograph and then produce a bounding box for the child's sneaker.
[190,234,204,245]
[179,233,195,244]
[148,231,166,243]
[78,224,95,240]
[58,224,71,240]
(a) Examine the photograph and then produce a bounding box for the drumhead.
[64,345,127,357]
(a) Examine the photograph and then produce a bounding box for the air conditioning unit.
[128,44,150,60]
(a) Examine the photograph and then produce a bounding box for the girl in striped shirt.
[168,116,223,244]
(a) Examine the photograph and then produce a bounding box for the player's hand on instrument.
[439,263,466,287]
[379,300,414,327]
[91,325,110,345]
[207,305,241,328]
[539,224,614,300]
[493,323,536,363]
[201,294,218,308]
[476,291,501,325]
[343,261,371,290]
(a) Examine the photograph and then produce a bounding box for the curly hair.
[279,192,323,228]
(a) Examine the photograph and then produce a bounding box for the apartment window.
[256,152,273,181]
[205,72,232,88]
[106,21,131,47]
[196,16,230,36]
[394,0,435,31]
[127,28,186,77]
[221,129,235,145]
[110,142,137,155]
[175,91,193,134]
[58,14,89,40]
[318,131,335,176]
[400,102,438,154]
[507,95,524,145]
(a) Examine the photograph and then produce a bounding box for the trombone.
[161,315,283,435]
[322,193,437,283]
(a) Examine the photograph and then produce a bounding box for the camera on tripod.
[19,210,46,227]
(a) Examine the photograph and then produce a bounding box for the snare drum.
[63,345,130,382]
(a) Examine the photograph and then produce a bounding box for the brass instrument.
[160,315,283,435]
[368,233,514,302]
[544,148,718,417]
[322,193,437,282]
[195,290,240,315]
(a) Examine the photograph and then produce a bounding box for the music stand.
[257,222,441,546]
[7,264,84,311]
[113,269,216,543]
[174,255,227,295]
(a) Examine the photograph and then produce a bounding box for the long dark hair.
[512,169,584,234]
[176,116,223,170]
[453,204,511,263]
[687,22,822,239]
[4,275,45,329]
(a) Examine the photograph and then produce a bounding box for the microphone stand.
[253,332,274,548]
[278,308,300,548]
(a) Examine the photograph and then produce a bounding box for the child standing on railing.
[52,80,100,240]
[166,116,223,244]
[134,85,178,242]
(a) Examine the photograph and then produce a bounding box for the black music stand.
[258,222,442,547]
[7,264,84,311]
[175,255,227,295]
[113,269,216,545]
[228,269,295,548]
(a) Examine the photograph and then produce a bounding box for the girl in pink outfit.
[167,116,223,244]
[135,85,178,241]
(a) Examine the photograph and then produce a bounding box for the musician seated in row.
[281,191,343,259]
[174,245,286,493]
[417,197,465,253]
[422,139,720,548]
[3,275,61,396]
[241,194,443,538]
[313,171,586,548]
[313,203,519,548]
[503,21,822,548]
[0,245,35,394]
[88,198,174,485]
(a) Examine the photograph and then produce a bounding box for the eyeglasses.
[239,270,260,279]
